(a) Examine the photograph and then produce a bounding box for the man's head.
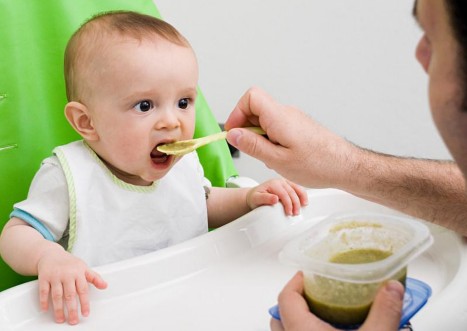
[414,0,467,178]
[445,0,467,111]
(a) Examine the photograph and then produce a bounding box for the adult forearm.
[345,149,467,236]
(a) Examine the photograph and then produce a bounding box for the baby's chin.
[134,172,165,186]
[117,174,154,187]
[112,168,166,186]
[139,162,180,185]
[120,155,182,186]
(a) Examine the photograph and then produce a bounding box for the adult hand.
[270,272,404,331]
[224,87,362,189]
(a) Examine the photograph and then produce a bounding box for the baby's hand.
[247,178,308,216]
[37,248,107,325]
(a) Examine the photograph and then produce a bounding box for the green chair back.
[0,0,237,291]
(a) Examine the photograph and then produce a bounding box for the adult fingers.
[360,280,404,331]
[226,128,283,164]
[277,272,334,331]
[224,87,271,130]
[270,317,285,331]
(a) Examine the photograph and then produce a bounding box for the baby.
[0,11,308,325]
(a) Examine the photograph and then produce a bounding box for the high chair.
[0,0,252,291]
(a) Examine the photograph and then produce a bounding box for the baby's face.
[84,36,198,186]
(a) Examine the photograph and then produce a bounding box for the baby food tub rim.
[279,211,434,283]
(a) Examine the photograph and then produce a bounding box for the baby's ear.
[64,102,98,141]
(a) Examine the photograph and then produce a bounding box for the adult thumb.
[227,128,274,162]
[360,280,404,331]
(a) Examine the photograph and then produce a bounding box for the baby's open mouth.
[151,145,170,164]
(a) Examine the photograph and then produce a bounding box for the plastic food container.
[279,212,434,328]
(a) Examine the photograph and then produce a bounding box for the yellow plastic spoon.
[157,127,265,156]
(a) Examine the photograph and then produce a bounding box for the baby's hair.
[64,11,190,102]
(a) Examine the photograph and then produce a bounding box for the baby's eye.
[134,100,153,113]
[178,98,189,110]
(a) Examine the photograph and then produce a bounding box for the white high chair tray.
[0,189,466,330]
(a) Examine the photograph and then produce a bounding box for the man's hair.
[64,11,190,102]
[445,0,467,111]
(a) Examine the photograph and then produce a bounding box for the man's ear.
[64,101,99,141]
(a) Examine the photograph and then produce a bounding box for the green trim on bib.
[54,148,78,252]
[83,142,159,193]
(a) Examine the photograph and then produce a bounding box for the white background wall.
[155,0,452,183]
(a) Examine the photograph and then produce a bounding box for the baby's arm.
[207,178,308,228]
[0,218,107,325]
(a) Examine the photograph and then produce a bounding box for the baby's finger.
[286,184,303,216]
[38,279,51,312]
[274,186,293,215]
[76,276,90,317]
[63,280,79,325]
[39,279,50,311]
[287,181,309,206]
[50,282,65,323]
[278,182,302,215]
[85,269,108,290]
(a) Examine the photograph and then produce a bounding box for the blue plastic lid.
[269,277,432,330]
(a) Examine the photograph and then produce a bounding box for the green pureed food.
[303,248,407,327]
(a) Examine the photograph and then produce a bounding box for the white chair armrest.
[225,176,259,188]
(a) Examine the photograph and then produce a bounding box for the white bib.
[54,141,208,266]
